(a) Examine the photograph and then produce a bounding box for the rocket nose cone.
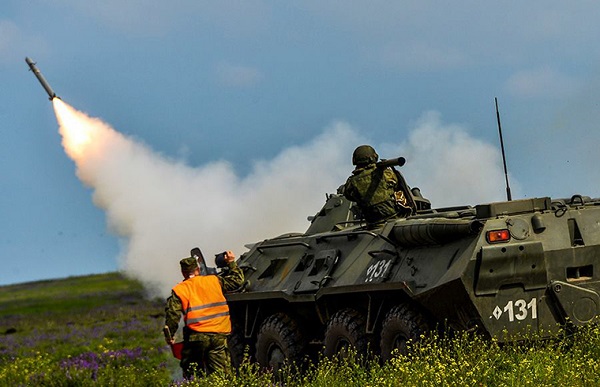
[25,57,33,65]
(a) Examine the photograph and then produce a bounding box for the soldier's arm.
[220,261,245,292]
[164,291,182,343]
[343,178,357,202]
[219,250,245,292]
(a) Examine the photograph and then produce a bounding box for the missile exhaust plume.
[52,100,516,297]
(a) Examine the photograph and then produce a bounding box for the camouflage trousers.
[180,332,231,379]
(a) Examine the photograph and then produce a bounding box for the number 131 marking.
[492,298,537,322]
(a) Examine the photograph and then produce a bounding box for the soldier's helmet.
[352,145,379,166]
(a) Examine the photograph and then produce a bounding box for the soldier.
[343,145,414,227]
[164,251,244,379]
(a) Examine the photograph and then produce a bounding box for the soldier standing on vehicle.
[343,145,414,227]
[164,251,244,379]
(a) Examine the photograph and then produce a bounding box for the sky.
[3,2,600,294]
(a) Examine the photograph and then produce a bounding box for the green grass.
[2,273,600,386]
[0,272,142,315]
[0,273,171,386]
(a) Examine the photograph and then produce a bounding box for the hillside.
[0,272,173,385]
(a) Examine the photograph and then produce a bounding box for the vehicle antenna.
[495,97,512,201]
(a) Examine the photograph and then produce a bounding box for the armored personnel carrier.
[225,161,600,369]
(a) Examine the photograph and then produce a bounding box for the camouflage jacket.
[343,164,400,224]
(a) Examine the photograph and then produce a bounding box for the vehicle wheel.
[255,313,306,371]
[228,325,250,369]
[323,308,371,358]
[379,303,429,361]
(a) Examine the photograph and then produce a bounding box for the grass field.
[2,273,600,386]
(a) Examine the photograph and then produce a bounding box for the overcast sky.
[3,2,600,289]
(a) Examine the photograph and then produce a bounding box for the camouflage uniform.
[343,163,402,226]
[342,144,417,227]
[164,260,244,378]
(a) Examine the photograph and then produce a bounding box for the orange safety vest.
[172,275,231,334]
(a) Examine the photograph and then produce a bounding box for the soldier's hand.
[165,337,174,346]
[224,250,236,263]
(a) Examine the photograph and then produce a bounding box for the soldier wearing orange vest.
[164,251,244,378]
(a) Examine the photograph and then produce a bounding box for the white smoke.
[54,102,517,297]
[384,111,520,207]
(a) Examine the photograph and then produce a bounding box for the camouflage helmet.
[180,257,199,273]
[352,145,378,166]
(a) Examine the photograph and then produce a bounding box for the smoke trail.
[53,100,516,297]
[382,111,520,206]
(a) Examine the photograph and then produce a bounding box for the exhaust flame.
[51,101,516,298]
[54,99,110,161]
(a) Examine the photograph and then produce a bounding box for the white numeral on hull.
[364,260,392,282]
[492,298,537,322]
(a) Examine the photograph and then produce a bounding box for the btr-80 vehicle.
[225,159,600,369]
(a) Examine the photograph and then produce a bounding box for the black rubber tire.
[323,308,371,358]
[379,303,429,361]
[255,313,306,371]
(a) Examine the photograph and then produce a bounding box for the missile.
[25,57,59,100]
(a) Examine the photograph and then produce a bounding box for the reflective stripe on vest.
[173,275,231,334]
